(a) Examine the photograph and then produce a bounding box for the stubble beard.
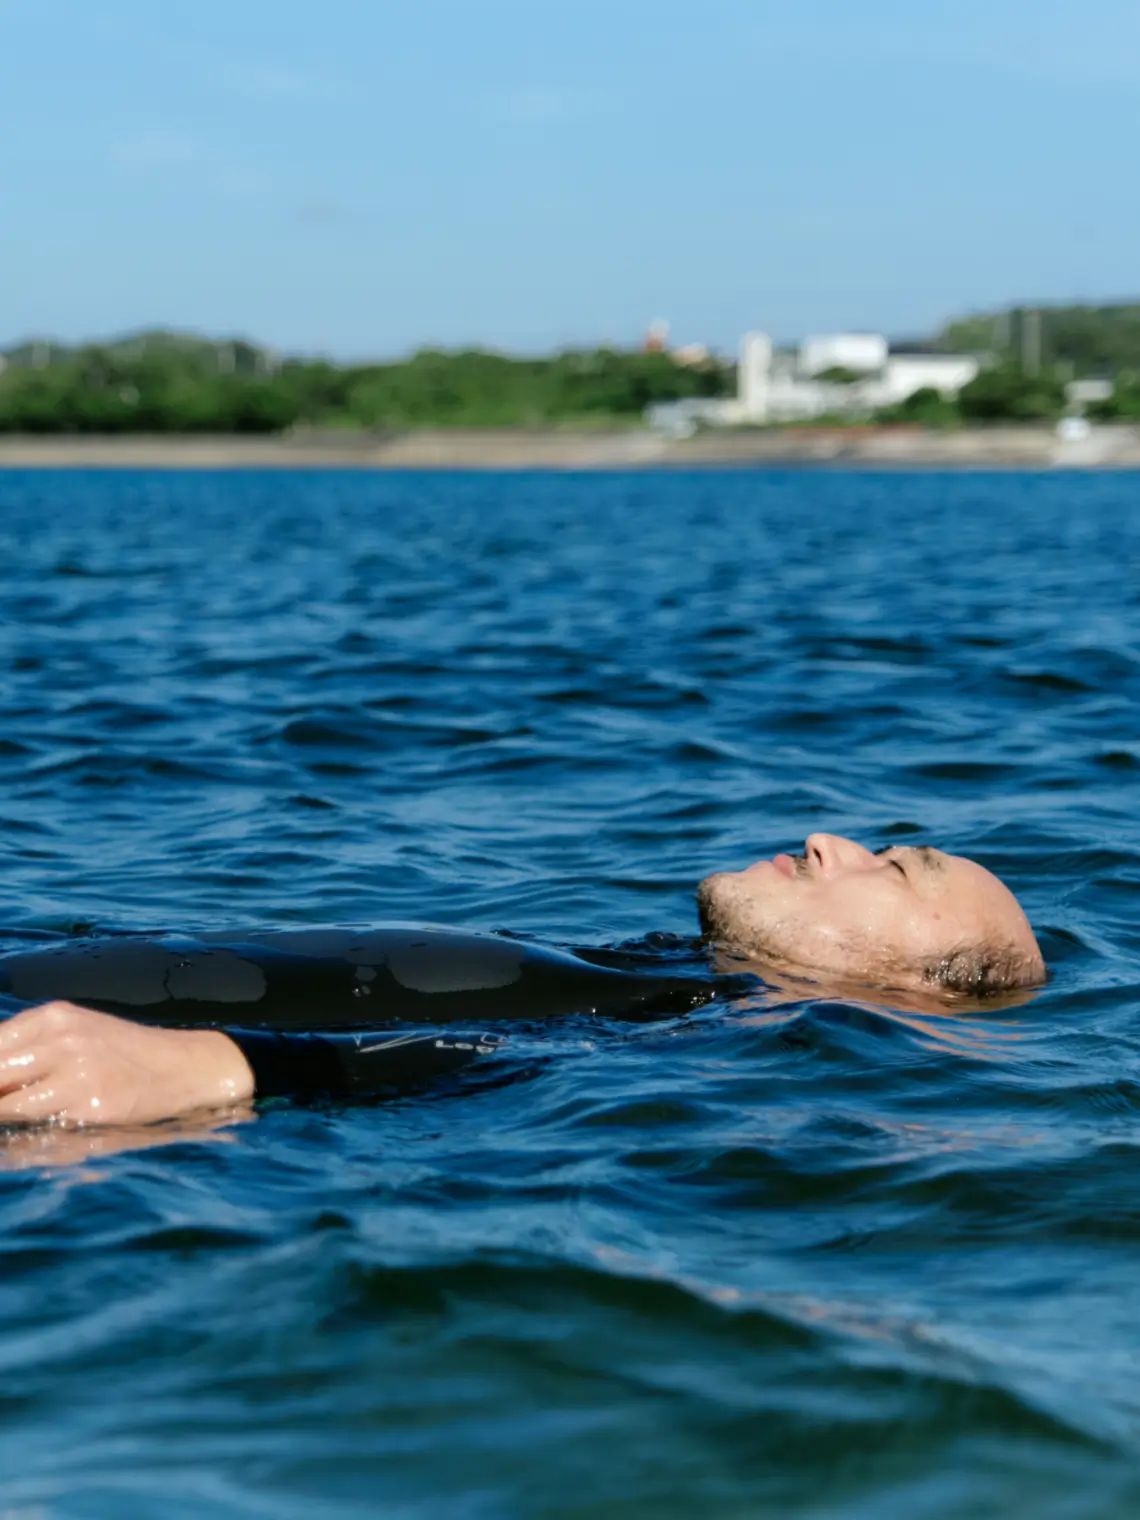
[696,872,890,984]
[696,873,789,962]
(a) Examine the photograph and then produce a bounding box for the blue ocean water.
[0,467,1138,1518]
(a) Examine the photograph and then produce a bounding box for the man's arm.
[0,1002,504,1126]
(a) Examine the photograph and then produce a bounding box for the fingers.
[0,1077,68,1124]
[0,1016,64,1119]
[0,1004,92,1120]
[0,1044,43,1099]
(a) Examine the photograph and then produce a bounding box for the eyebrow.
[875,844,943,874]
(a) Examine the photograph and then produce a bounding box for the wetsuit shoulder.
[0,925,716,1029]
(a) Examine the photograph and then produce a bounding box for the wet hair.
[922,943,1042,998]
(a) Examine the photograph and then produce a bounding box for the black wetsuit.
[0,925,725,1102]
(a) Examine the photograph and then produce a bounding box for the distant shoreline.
[1,425,1138,471]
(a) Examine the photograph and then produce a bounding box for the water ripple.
[0,468,1138,1515]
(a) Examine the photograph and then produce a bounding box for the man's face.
[697,833,1044,993]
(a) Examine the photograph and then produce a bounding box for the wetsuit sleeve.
[223,1027,506,1101]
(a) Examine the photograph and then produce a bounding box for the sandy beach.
[1,423,1138,470]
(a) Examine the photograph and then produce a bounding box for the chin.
[696,872,779,957]
[695,873,736,939]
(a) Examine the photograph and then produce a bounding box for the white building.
[735,332,981,424]
[799,333,887,378]
[738,331,772,419]
[645,327,983,435]
[868,352,981,409]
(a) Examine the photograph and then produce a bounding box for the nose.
[804,833,877,876]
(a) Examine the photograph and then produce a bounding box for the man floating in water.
[0,834,1043,1128]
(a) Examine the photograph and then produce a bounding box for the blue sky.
[1,0,1137,358]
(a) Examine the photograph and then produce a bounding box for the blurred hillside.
[935,303,1140,377]
[3,302,1140,433]
[0,333,730,435]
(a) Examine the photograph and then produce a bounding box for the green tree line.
[6,312,1140,433]
[876,364,1140,427]
[0,339,731,434]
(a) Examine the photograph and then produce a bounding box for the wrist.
[184,1030,256,1108]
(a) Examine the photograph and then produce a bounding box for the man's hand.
[0,1002,255,1127]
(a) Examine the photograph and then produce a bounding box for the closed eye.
[875,847,909,879]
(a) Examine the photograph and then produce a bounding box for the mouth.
[739,851,808,882]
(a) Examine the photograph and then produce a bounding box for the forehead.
[911,847,1017,917]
